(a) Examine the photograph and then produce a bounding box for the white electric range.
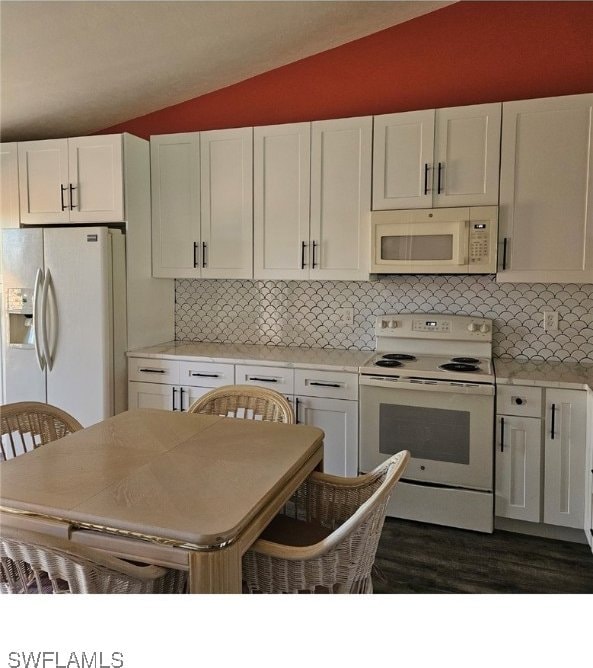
[359,313,495,532]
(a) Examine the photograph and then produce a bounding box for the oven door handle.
[359,376,495,396]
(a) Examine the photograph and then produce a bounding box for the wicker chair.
[0,527,187,594]
[242,450,410,594]
[0,401,83,461]
[188,385,295,424]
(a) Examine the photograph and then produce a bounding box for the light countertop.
[127,341,373,373]
[494,358,593,391]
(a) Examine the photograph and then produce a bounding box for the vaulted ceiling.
[0,1,453,141]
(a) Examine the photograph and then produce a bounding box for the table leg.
[188,542,242,593]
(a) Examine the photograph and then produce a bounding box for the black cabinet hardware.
[202,242,207,268]
[550,403,556,439]
[502,238,508,271]
[295,397,299,424]
[500,417,505,453]
[172,387,179,411]
[424,163,430,195]
[193,242,199,269]
[248,377,277,383]
[312,240,319,269]
[60,185,68,211]
[69,184,77,210]
[437,162,443,194]
[139,368,166,374]
[301,241,307,269]
[190,372,219,378]
[309,382,341,388]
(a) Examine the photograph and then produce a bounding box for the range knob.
[467,323,478,332]
[480,323,490,333]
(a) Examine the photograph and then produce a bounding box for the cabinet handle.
[69,184,77,210]
[437,162,443,194]
[312,240,319,269]
[502,238,508,271]
[60,185,68,211]
[500,417,505,453]
[139,368,166,374]
[301,241,307,270]
[180,387,186,411]
[172,386,179,411]
[190,372,220,378]
[193,242,199,269]
[295,397,299,424]
[247,376,278,383]
[550,403,556,440]
[309,382,341,388]
[202,242,207,268]
[423,163,430,195]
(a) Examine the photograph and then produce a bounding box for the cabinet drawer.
[235,364,294,395]
[179,361,234,388]
[128,358,179,384]
[295,369,358,400]
[497,385,542,418]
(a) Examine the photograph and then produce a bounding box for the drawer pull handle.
[139,368,167,374]
[309,382,341,388]
[248,377,278,383]
[190,372,220,378]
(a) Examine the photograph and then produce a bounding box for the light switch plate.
[543,310,559,332]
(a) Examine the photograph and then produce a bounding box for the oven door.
[360,376,494,491]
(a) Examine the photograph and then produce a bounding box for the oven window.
[381,235,453,261]
[379,403,470,464]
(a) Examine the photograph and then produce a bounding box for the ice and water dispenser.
[6,287,36,347]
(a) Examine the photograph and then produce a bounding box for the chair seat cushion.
[259,514,332,547]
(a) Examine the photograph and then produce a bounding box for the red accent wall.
[98,1,593,138]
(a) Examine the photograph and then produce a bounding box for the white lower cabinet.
[543,389,587,529]
[496,384,588,531]
[495,415,542,522]
[295,395,358,477]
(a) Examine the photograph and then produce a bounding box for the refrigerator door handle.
[41,268,57,371]
[32,267,46,371]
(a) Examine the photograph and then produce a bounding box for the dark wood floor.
[374,518,593,593]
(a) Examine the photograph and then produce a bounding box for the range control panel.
[376,314,492,342]
[469,222,491,265]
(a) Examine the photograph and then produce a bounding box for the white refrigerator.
[1,226,127,427]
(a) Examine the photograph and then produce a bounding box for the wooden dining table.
[0,408,324,593]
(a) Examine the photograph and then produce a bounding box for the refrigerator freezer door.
[43,227,112,426]
[1,228,46,403]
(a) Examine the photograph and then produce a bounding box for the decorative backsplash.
[176,276,593,364]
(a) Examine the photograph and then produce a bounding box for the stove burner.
[382,354,416,361]
[451,357,480,364]
[439,362,480,373]
[375,359,403,368]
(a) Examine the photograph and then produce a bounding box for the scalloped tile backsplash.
[176,276,593,364]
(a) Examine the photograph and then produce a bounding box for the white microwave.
[371,206,498,274]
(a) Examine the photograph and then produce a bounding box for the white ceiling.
[0,1,453,141]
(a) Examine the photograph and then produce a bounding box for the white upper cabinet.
[1,143,20,229]
[373,103,501,210]
[18,135,124,225]
[254,123,311,280]
[373,109,434,210]
[310,116,372,280]
[151,133,201,279]
[200,127,253,279]
[151,128,253,279]
[498,93,593,283]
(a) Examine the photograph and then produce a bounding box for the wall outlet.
[542,310,559,332]
[336,307,354,326]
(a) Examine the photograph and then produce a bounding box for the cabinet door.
[544,389,587,528]
[433,103,501,207]
[372,110,434,210]
[68,135,124,223]
[498,94,593,283]
[495,415,542,522]
[18,139,69,224]
[200,127,253,279]
[151,133,201,278]
[128,381,174,411]
[310,117,372,280]
[296,396,358,477]
[0,143,20,229]
[254,123,311,279]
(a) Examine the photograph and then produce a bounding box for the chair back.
[0,527,186,594]
[188,385,295,424]
[0,402,83,461]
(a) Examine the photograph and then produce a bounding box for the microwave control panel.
[469,222,491,266]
